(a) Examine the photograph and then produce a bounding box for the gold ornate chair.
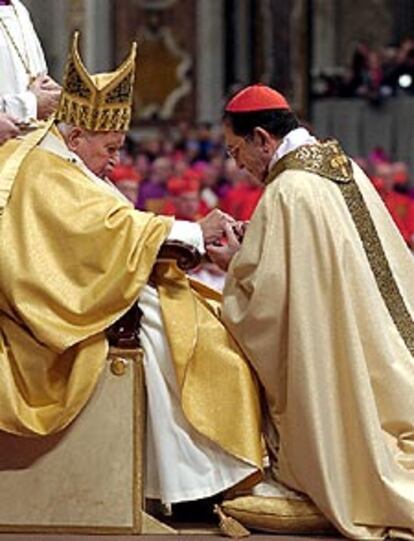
[0,241,201,535]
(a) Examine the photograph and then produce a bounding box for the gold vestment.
[0,129,263,474]
[0,131,172,435]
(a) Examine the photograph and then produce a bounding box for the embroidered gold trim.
[339,181,414,356]
[266,140,353,185]
[266,139,414,356]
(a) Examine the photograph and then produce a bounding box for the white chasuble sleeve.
[0,0,47,120]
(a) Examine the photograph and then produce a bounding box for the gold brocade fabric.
[223,145,414,539]
[0,135,172,435]
[222,495,333,534]
[0,118,53,214]
[267,139,353,185]
[154,263,264,473]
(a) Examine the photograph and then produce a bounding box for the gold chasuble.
[223,140,414,539]
[0,30,263,475]
[0,132,172,435]
[0,133,263,473]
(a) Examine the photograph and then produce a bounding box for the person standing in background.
[0,0,60,121]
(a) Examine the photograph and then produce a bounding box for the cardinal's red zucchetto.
[225,84,290,112]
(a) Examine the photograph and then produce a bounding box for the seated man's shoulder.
[16,147,118,208]
[18,146,81,183]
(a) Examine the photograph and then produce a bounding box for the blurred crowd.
[110,122,414,290]
[356,148,414,247]
[312,37,414,104]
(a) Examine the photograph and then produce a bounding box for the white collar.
[269,127,317,170]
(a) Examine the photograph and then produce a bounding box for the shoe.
[171,493,222,523]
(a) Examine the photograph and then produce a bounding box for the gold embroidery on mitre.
[266,140,353,185]
[55,32,137,132]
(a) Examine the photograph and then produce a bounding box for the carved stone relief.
[134,25,191,119]
[114,0,194,123]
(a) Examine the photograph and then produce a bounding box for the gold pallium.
[55,32,137,132]
[267,139,353,185]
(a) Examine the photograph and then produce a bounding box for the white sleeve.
[167,220,205,254]
[1,90,37,121]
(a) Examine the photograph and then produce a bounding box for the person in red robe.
[109,161,141,205]
[220,170,263,221]
[163,176,209,220]
[372,162,414,247]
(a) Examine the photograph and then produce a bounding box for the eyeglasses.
[226,139,244,160]
[225,135,252,160]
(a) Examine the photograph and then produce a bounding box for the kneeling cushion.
[221,495,334,534]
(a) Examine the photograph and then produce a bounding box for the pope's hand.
[0,113,20,145]
[207,222,241,271]
[198,209,236,245]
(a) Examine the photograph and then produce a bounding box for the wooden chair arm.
[107,240,202,348]
[156,239,202,271]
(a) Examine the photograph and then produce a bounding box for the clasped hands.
[0,75,61,144]
[29,74,61,120]
[198,209,247,271]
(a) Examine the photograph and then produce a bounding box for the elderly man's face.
[223,122,277,183]
[70,130,125,178]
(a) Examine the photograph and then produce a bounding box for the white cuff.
[167,220,205,254]
[1,91,37,121]
[23,90,38,120]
